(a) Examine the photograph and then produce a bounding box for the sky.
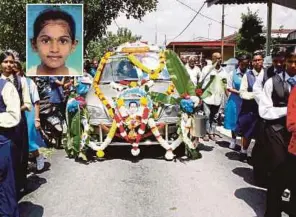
[107,0,296,45]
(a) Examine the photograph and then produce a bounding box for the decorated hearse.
[65,42,206,161]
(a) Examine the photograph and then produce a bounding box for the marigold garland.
[127,52,166,80]
[93,52,114,117]
[166,83,175,95]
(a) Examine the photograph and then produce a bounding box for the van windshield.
[99,53,170,83]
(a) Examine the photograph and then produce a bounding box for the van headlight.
[162,105,179,117]
[87,105,108,119]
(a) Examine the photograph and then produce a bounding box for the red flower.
[181,93,190,99]
[195,88,203,96]
[75,96,87,108]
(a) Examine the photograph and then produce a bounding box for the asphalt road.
[19,135,287,217]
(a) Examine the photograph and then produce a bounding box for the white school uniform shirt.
[258,72,295,120]
[1,74,32,111]
[185,64,201,86]
[199,65,228,106]
[239,68,263,100]
[26,78,40,104]
[0,80,21,128]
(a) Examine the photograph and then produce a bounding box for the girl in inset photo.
[27,5,83,76]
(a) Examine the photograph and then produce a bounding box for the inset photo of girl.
[26,4,83,76]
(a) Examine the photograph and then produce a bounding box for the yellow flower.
[109,121,117,137]
[130,82,137,88]
[96,150,105,158]
[117,98,125,108]
[108,108,114,117]
[150,72,160,80]
[140,97,148,106]
[102,99,108,105]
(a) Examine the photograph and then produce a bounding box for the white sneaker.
[36,155,45,171]
[229,140,236,149]
[240,148,248,154]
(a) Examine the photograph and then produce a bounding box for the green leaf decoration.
[165,50,196,96]
[201,75,227,100]
[149,92,179,105]
[185,145,202,160]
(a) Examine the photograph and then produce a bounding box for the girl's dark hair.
[15,61,22,70]
[0,50,15,63]
[237,54,250,62]
[252,51,265,59]
[0,51,23,106]
[33,8,76,42]
[285,46,296,59]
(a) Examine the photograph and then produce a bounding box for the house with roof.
[166,29,296,61]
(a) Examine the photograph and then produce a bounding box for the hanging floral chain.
[127,51,166,80]
[165,83,175,95]
[93,52,114,117]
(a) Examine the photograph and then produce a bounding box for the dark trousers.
[265,154,296,217]
[203,103,220,134]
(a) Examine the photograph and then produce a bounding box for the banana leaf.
[65,110,81,158]
[149,92,179,105]
[165,50,196,96]
[201,75,227,100]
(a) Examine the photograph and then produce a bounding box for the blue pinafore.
[25,78,47,152]
[235,70,259,139]
[224,69,243,130]
[0,79,19,217]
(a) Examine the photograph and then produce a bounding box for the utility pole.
[221,4,225,62]
[208,23,212,40]
[155,24,158,45]
[266,0,272,56]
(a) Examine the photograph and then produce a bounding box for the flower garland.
[165,83,175,95]
[147,118,174,160]
[113,96,151,156]
[95,120,118,158]
[93,52,114,118]
[128,52,166,80]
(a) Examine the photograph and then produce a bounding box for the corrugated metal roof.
[207,0,296,9]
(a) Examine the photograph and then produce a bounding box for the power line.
[114,20,120,29]
[173,2,206,40]
[175,0,239,30]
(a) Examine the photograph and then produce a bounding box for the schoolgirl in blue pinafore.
[224,68,244,130]
[0,79,19,217]
[236,70,259,139]
[25,77,47,152]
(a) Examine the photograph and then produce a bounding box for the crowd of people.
[0,50,75,216]
[183,47,296,217]
[1,45,296,216]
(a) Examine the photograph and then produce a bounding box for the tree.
[0,0,157,60]
[235,8,266,55]
[87,28,141,60]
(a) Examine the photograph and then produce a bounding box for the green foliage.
[165,50,196,96]
[0,0,157,60]
[87,27,141,60]
[236,8,266,56]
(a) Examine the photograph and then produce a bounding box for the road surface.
[19,133,285,217]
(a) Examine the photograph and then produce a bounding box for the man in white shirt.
[185,56,201,86]
[199,52,228,141]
